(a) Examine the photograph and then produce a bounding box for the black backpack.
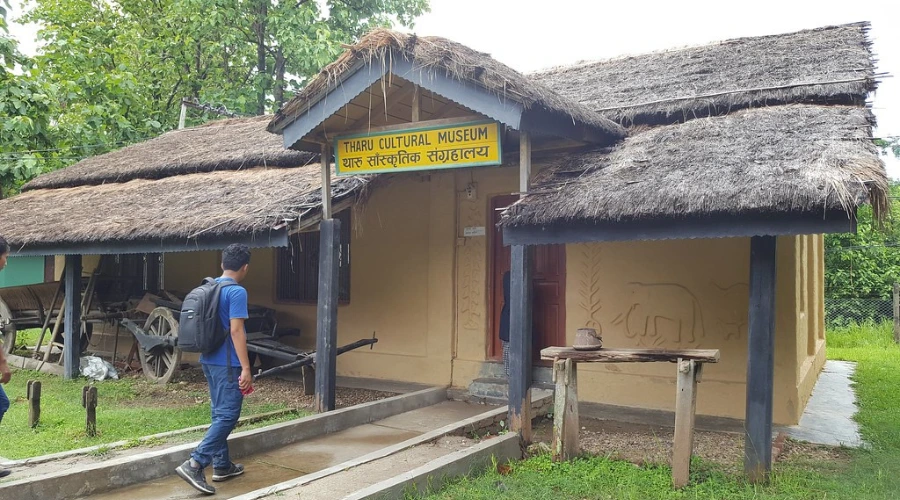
[178,277,237,353]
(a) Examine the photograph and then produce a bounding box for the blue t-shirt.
[199,277,248,367]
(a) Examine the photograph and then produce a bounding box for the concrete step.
[469,377,509,400]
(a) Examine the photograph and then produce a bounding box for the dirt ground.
[530,416,850,473]
[123,363,398,411]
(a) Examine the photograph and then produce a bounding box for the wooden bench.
[540,346,720,488]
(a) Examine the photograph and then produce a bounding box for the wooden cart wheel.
[138,307,182,384]
[0,298,16,356]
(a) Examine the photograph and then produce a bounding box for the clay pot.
[573,328,603,351]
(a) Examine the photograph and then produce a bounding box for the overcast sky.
[7,0,899,175]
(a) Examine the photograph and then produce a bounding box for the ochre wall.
[92,166,824,425]
[166,174,458,386]
[561,235,824,424]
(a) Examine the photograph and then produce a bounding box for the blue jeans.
[191,364,244,469]
[0,384,8,424]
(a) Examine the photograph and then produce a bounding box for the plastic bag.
[79,356,119,381]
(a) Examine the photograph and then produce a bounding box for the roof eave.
[501,209,857,246]
[8,228,291,257]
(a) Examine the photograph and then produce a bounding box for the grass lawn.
[0,369,296,459]
[424,322,900,499]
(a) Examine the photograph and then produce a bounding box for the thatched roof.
[530,22,877,127]
[1,165,368,250]
[503,105,887,228]
[24,115,314,191]
[268,28,625,139]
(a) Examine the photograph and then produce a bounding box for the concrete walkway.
[779,360,863,448]
[81,400,488,500]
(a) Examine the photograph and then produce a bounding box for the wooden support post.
[178,98,188,129]
[551,358,579,461]
[411,85,420,122]
[893,283,899,344]
[27,380,41,428]
[519,132,531,194]
[83,385,98,437]
[64,255,82,379]
[744,235,777,483]
[509,131,534,442]
[508,244,533,441]
[673,359,701,488]
[321,142,333,219]
[315,218,341,412]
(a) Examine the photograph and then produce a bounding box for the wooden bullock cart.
[0,273,377,386]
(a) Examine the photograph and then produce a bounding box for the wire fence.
[825,296,894,328]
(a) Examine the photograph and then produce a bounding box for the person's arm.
[0,343,10,384]
[230,318,252,390]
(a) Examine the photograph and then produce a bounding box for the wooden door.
[490,195,566,362]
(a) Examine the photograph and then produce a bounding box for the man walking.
[0,236,12,479]
[176,244,253,495]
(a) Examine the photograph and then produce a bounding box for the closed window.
[276,210,351,303]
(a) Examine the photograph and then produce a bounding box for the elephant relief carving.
[713,282,749,342]
[612,283,705,347]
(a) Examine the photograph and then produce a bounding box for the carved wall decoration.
[458,198,485,331]
[612,282,706,348]
[712,282,750,342]
[576,243,604,333]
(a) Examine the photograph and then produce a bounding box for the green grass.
[422,321,900,500]
[0,370,299,459]
[10,328,43,354]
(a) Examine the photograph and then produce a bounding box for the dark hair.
[0,235,8,255]
[222,243,251,271]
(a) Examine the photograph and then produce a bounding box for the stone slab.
[778,360,863,447]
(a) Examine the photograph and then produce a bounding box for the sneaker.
[0,469,10,479]
[175,459,215,495]
[212,463,244,482]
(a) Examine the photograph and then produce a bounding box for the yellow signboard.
[334,120,501,176]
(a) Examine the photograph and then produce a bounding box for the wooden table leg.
[673,359,701,488]
[552,358,579,461]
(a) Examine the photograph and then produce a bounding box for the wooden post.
[509,131,534,442]
[321,142,332,220]
[551,358,579,461]
[673,359,701,488]
[508,243,533,441]
[315,218,341,412]
[893,283,899,344]
[64,255,82,379]
[519,132,531,195]
[27,380,41,428]
[411,84,420,123]
[178,98,188,129]
[301,365,315,396]
[744,235,777,483]
[83,385,98,437]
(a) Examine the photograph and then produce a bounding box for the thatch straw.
[24,115,314,191]
[269,28,625,139]
[503,105,888,228]
[530,22,878,127]
[0,164,369,248]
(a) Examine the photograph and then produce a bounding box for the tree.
[1,2,61,197]
[0,0,428,195]
[875,137,900,159]
[825,183,900,298]
[24,0,428,119]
